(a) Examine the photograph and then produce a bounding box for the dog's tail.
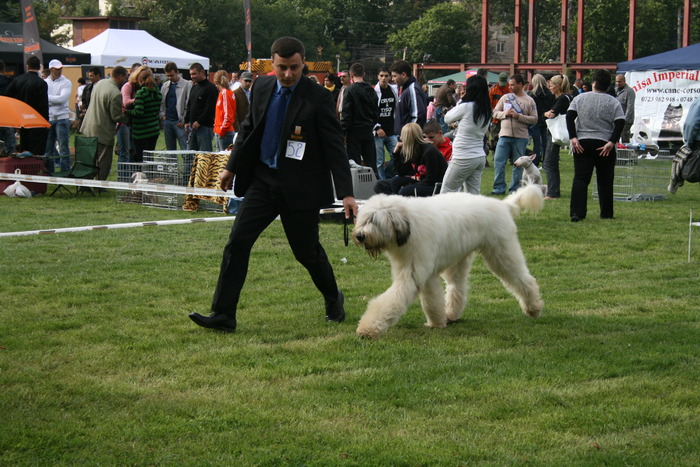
[503,182,544,218]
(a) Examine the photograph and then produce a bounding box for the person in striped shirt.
[128,68,162,162]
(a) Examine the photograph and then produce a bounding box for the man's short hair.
[510,73,526,85]
[390,60,412,77]
[26,55,40,70]
[349,63,365,78]
[164,62,178,73]
[446,79,456,86]
[189,62,205,73]
[593,70,612,91]
[422,120,442,135]
[476,68,488,78]
[112,66,128,78]
[271,37,305,59]
[88,66,101,76]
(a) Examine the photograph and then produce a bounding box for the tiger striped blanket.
[182,153,230,211]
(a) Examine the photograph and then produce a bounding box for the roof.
[427,69,502,86]
[617,43,700,72]
[70,29,210,70]
[0,22,91,66]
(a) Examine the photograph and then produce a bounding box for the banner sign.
[20,0,42,70]
[244,0,252,71]
[626,70,700,149]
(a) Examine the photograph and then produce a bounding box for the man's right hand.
[219,169,234,191]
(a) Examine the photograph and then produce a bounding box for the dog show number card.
[285,141,306,160]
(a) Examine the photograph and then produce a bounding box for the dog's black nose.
[355,232,365,243]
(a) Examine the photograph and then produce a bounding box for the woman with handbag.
[542,75,573,199]
[127,68,162,162]
[566,70,625,222]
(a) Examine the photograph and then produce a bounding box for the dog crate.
[116,161,183,209]
[593,149,673,201]
[0,156,46,195]
[335,166,376,201]
[143,150,196,186]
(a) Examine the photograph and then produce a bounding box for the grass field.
[1,151,699,465]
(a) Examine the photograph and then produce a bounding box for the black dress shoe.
[571,214,582,222]
[189,312,236,332]
[325,290,345,323]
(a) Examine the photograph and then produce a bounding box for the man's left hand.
[343,196,358,220]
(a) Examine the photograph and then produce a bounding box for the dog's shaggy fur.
[352,183,545,338]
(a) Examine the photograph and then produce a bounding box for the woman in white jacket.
[440,75,492,194]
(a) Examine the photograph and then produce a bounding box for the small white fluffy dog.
[514,155,547,195]
[352,184,545,338]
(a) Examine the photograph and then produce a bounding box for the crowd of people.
[0,57,256,184]
[321,64,639,223]
[3,51,693,224]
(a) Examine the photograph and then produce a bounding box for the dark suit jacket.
[226,75,353,210]
[5,71,49,119]
[233,86,249,132]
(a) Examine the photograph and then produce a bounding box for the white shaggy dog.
[352,183,544,338]
[514,154,547,195]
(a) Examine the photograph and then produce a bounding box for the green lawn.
[1,151,699,465]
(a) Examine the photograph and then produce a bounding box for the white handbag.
[546,114,570,146]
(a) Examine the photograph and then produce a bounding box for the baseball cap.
[48,59,63,69]
[498,72,508,85]
[241,71,253,81]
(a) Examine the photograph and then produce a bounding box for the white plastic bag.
[3,169,32,198]
[546,115,570,146]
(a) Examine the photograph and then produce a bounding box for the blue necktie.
[260,87,292,169]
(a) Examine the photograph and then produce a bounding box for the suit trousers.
[211,164,340,317]
[570,139,616,219]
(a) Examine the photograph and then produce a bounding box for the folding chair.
[48,134,99,196]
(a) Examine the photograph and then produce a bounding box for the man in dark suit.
[5,56,48,155]
[189,37,358,333]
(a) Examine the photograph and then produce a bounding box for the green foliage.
[388,2,480,63]
[32,0,100,44]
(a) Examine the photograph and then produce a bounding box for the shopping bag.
[546,115,570,146]
[3,169,32,198]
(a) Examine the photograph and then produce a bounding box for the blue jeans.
[435,106,448,134]
[188,126,214,152]
[45,118,71,172]
[116,124,132,163]
[164,119,188,150]
[492,136,526,194]
[374,134,398,180]
[216,131,235,152]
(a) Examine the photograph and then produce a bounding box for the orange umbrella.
[0,96,51,128]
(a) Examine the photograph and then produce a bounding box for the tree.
[387,2,481,64]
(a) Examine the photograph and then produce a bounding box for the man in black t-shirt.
[373,68,399,179]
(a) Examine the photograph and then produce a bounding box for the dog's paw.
[356,325,382,339]
[524,300,543,318]
[424,321,447,329]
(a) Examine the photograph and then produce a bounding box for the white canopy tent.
[70,29,210,70]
